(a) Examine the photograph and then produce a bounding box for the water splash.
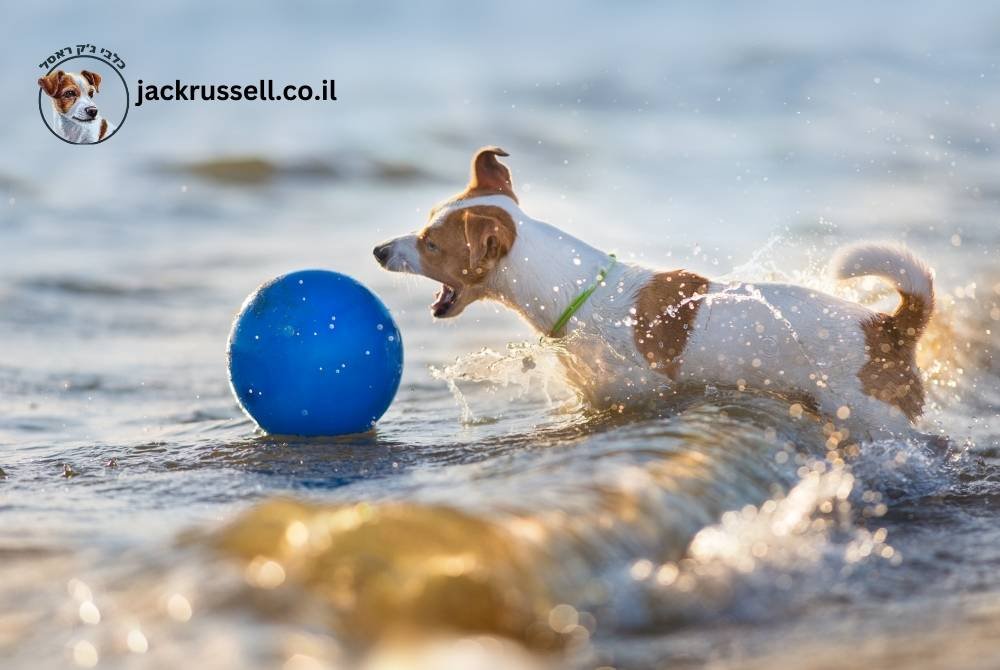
[429,341,578,424]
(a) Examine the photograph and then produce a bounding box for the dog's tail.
[832,242,934,337]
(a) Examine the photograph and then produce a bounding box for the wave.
[206,388,949,653]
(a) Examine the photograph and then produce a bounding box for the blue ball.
[227,270,403,436]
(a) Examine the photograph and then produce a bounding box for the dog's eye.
[62,91,76,98]
[88,89,95,97]
[426,240,439,252]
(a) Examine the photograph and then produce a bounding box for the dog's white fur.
[380,194,933,437]
[47,72,115,144]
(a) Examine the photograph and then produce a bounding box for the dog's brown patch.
[633,271,710,380]
[418,205,516,279]
[415,204,517,315]
[38,70,80,114]
[38,70,62,96]
[857,295,929,421]
[80,70,101,92]
[99,118,109,140]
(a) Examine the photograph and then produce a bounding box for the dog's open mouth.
[71,115,96,122]
[431,284,458,317]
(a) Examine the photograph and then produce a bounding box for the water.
[2,3,1000,668]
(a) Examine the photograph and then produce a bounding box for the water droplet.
[73,640,98,668]
[656,563,679,586]
[127,629,148,654]
[630,559,654,580]
[167,593,192,622]
[79,600,101,624]
[285,521,309,547]
[246,556,286,589]
[548,604,579,633]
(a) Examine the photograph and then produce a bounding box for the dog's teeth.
[431,284,457,315]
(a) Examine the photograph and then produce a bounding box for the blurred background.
[2,3,999,669]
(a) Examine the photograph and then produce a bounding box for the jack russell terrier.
[374,147,935,436]
[38,70,115,144]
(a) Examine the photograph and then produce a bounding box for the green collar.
[549,254,617,337]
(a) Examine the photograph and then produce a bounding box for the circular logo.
[38,54,129,145]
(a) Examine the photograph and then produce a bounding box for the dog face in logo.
[38,69,113,143]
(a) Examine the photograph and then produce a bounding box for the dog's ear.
[464,210,515,272]
[38,70,63,97]
[468,146,516,201]
[81,70,102,92]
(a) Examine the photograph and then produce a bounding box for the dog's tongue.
[432,284,456,316]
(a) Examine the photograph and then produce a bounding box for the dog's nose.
[85,106,98,118]
[373,243,391,266]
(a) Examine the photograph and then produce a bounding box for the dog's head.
[374,147,519,318]
[38,70,103,123]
